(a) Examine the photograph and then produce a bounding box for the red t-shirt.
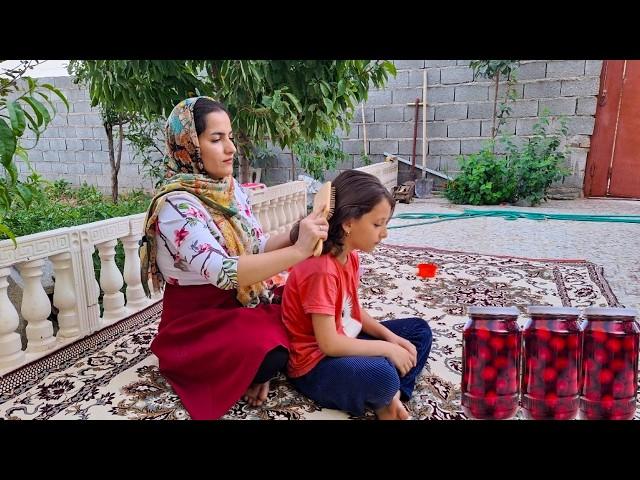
[281,251,362,377]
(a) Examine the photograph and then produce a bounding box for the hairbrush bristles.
[312,182,335,256]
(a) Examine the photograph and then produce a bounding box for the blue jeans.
[289,317,432,416]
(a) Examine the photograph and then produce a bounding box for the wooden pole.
[361,103,368,156]
[422,69,427,179]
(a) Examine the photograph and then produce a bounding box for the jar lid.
[583,307,638,317]
[467,306,520,317]
[527,305,580,316]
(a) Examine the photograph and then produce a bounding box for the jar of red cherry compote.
[579,307,639,420]
[521,306,582,420]
[461,306,521,419]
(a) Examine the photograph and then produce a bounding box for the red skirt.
[151,283,290,420]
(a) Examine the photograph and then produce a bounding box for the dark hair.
[193,98,230,136]
[323,170,395,256]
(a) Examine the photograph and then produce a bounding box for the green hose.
[389,209,640,229]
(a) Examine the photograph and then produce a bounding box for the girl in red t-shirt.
[282,170,432,419]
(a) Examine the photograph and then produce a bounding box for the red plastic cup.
[417,263,438,278]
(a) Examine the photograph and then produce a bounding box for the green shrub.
[445,112,569,206]
[502,113,570,205]
[444,145,516,205]
[3,182,150,239]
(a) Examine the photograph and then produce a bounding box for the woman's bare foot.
[243,381,270,407]
[375,391,410,420]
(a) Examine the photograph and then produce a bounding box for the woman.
[140,96,328,419]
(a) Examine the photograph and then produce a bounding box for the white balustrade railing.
[249,181,307,235]
[355,158,398,192]
[0,180,309,375]
[0,165,397,375]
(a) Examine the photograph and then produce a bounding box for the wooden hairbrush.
[312,181,335,256]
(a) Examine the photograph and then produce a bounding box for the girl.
[281,170,432,419]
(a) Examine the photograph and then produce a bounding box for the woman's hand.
[294,210,329,257]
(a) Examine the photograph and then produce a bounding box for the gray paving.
[387,196,640,311]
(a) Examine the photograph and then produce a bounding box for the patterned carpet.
[1,243,634,420]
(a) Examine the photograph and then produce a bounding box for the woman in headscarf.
[140,96,328,419]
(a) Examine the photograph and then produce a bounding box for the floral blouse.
[154,185,268,289]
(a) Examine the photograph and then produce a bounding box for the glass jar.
[580,307,639,420]
[521,306,582,419]
[461,306,521,420]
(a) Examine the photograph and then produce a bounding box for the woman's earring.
[345,230,351,237]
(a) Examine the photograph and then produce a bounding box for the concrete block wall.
[265,60,603,197]
[17,61,603,198]
[364,60,599,197]
[16,76,156,194]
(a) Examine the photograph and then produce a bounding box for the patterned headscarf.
[140,97,267,307]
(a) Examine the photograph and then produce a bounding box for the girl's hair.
[323,169,395,256]
[193,98,230,136]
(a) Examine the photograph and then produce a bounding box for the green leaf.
[16,183,33,208]
[14,146,34,176]
[21,109,40,138]
[29,96,52,125]
[14,146,29,164]
[383,61,397,76]
[322,98,333,113]
[7,101,26,136]
[35,91,58,115]
[0,119,17,163]
[41,84,69,111]
[21,97,44,126]
[283,92,302,113]
[5,162,18,184]
[0,223,17,248]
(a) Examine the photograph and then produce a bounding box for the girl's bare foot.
[375,391,410,420]
[243,381,270,407]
